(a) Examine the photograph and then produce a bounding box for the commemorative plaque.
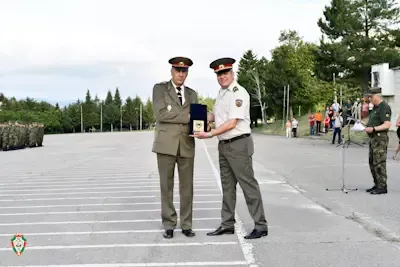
[189,104,207,134]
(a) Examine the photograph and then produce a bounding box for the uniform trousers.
[368,132,389,189]
[218,135,268,231]
[156,146,194,231]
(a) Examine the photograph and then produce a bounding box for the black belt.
[219,134,250,144]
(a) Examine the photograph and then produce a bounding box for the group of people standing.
[151,57,268,239]
[0,121,44,151]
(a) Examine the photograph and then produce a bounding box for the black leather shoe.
[207,226,234,236]
[244,229,268,239]
[370,188,387,195]
[366,186,377,192]
[182,229,195,237]
[163,230,173,238]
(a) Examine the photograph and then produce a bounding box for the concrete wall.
[371,64,400,149]
[388,68,400,149]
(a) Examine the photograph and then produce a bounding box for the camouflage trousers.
[368,133,389,189]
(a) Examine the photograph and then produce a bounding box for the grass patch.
[253,115,370,144]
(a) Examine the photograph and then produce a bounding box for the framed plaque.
[189,104,207,133]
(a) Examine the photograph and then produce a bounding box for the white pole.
[286,84,290,120]
[333,73,337,103]
[80,105,83,133]
[100,103,103,132]
[120,105,122,131]
[282,86,286,129]
[139,104,142,131]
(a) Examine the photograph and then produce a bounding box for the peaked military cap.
[210,57,236,73]
[367,87,382,95]
[168,57,193,69]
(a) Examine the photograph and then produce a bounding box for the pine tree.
[316,0,400,94]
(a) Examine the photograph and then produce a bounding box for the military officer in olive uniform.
[364,87,392,195]
[152,57,199,238]
[192,57,268,239]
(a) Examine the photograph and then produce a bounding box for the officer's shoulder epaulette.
[153,81,169,89]
[185,85,196,92]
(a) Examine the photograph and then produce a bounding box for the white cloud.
[0,0,341,105]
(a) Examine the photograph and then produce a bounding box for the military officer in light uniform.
[152,57,198,238]
[192,57,268,239]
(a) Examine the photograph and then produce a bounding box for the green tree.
[122,97,137,130]
[114,87,122,107]
[265,30,326,117]
[237,50,264,125]
[198,95,216,112]
[103,90,119,131]
[316,0,400,94]
[143,97,154,129]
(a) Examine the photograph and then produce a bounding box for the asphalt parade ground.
[0,131,399,267]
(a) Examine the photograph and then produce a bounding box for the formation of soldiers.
[0,122,44,151]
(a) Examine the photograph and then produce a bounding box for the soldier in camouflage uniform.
[8,122,16,150]
[29,123,36,148]
[365,87,392,195]
[2,123,9,151]
[0,123,3,151]
[37,123,44,146]
[0,121,45,151]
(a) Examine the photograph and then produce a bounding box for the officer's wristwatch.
[372,127,376,132]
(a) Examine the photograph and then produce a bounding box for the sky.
[0,0,336,107]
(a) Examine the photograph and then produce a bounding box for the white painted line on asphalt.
[291,184,307,193]
[257,181,285,185]
[0,194,222,202]
[0,181,215,188]
[0,229,216,237]
[299,204,333,214]
[201,140,256,267]
[2,261,248,266]
[0,200,221,209]
[0,175,216,183]
[0,241,238,251]
[0,188,219,197]
[0,207,220,216]
[0,217,221,226]
[0,184,215,192]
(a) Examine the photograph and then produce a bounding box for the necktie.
[176,87,182,105]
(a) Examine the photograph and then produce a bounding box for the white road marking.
[0,175,216,184]
[257,181,285,185]
[0,241,238,251]
[0,229,216,237]
[0,184,214,192]
[0,181,215,189]
[299,204,333,214]
[0,207,220,216]
[3,261,248,267]
[0,188,219,197]
[0,176,214,187]
[0,217,221,226]
[0,200,221,209]
[0,194,222,202]
[201,140,257,267]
